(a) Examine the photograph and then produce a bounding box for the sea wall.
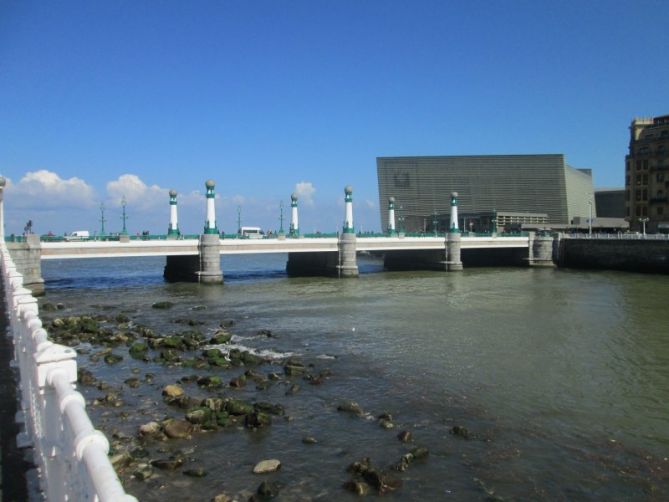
[557,238,669,273]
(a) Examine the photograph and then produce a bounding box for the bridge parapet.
[0,241,137,501]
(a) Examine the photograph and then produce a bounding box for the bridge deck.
[39,236,529,260]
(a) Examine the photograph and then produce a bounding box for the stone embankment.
[556,235,669,274]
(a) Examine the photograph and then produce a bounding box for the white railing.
[0,241,137,502]
[561,232,669,241]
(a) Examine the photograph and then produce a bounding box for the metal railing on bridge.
[562,232,669,241]
[0,241,136,501]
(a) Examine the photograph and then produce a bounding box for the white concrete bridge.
[38,235,529,260]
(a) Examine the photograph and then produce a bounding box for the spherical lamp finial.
[291,192,298,201]
[205,179,215,189]
[345,185,353,195]
[389,196,395,203]
[0,176,6,188]
[451,191,458,198]
[169,189,177,197]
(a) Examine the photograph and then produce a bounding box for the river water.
[40,255,669,501]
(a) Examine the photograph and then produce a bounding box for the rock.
[162,419,193,439]
[302,436,318,445]
[197,375,223,388]
[183,467,207,477]
[410,446,429,460]
[285,384,300,396]
[103,353,123,365]
[162,384,185,400]
[162,335,185,350]
[191,305,207,311]
[225,399,254,416]
[133,463,153,481]
[202,398,224,411]
[257,329,273,337]
[210,329,232,344]
[212,494,232,502]
[110,452,132,469]
[397,430,412,443]
[152,301,174,309]
[124,377,141,388]
[283,360,306,376]
[229,374,247,388]
[219,319,235,328]
[451,425,471,439]
[268,372,282,381]
[337,400,364,416]
[77,368,98,386]
[151,456,184,470]
[129,342,148,359]
[254,402,284,416]
[138,421,162,438]
[379,419,394,429]
[41,302,58,312]
[256,480,280,498]
[253,459,281,474]
[343,480,369,496]
[245,411,271,429]
[186,407,214,425]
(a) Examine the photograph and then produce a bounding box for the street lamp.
[588,200,593,236]
[639,217,649,236]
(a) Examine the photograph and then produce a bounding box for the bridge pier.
[6,235,44,296]
[337,232,359,278]
[163,235,223,283]
[528,231,555,267]
[445,232,463,271]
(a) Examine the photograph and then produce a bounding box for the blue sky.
[1,0,667,235]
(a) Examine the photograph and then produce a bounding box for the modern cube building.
[625,114,669,232]
[377,154,595,232]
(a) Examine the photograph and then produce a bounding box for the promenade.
[0,281,30,501]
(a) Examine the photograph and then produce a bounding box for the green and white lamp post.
[387,196,396,235]
[204,179,218,234]
[449,191,460,233]
[343,185,354,234]
[446,191,463,271]
[290,193,299,236]
[168,189,180,237]
[0,176,5,240]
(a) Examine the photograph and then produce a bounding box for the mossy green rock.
[225,399,254,416]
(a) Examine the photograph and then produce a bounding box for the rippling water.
[41,255,669,500]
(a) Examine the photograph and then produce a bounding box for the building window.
[636,206,641,216]
[626,175,630,186]
[658,190,664,197]
[643,174,648,185]
[642,206,648,216]
[658,206,664,216]
[636,174,642,185]
[637,160,642,171]
[658,173,665,182]
[642,189,648,201]
[636,190,641,201]
[627,161,631,172]
[643,160,649,170]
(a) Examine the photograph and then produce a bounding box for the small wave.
[205,342,296,360]
[316,354,337,360]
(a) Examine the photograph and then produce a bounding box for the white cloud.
[6,169,96,209]
[294,181,316,206]
[365,199,375,209]
[106,174,167,209]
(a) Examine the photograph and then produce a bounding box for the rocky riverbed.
[39,300,446,501]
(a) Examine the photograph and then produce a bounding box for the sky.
[1,0,667,235]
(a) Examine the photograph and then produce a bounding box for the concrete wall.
[6,236,44,295]
[557,238,669,273]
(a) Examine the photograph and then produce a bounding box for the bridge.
[2,179,556,294]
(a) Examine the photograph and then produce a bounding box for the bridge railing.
[561,232,669,241]
[0,241,136,502]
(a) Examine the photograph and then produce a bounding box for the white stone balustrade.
[0,241,136,502]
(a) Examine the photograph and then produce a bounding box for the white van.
[65,230,90,241]
[240,226,263,239]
